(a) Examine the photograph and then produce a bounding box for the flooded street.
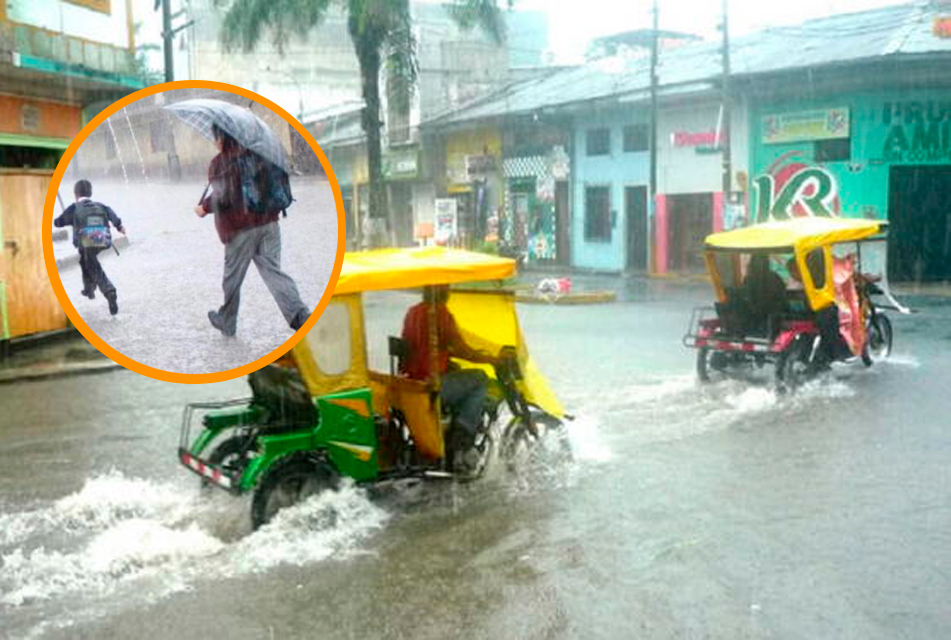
[1,282,950,639]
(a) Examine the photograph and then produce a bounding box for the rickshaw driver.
[400,286,502,444]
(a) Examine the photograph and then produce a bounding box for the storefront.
[750,90,951,281]
[653,100,749,274]
[502,134,571,264]
[440,127,503,248]
[0,0,145,342]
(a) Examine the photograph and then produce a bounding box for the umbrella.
[164,98,289,170]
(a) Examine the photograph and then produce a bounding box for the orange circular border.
[42,80,346,384]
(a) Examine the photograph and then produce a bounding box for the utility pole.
[720,0,732,197]
[157,0,193,83]
[162,0,173,82]
[649,0,659,273]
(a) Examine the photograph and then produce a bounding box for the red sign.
[672,130,728,148]
[934,17,951,38]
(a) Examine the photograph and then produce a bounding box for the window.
[306,301,352,375]
[623,124,649,152]
[814,137,850,162]
[586,128,610,156]
[584,186,611,242]
[0,145,61,169]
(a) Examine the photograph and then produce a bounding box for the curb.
[516,290,617,305]
[0,360,123,385]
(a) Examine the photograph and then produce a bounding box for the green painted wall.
[750,89,951,221]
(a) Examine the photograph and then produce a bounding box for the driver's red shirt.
[400,302,459,380]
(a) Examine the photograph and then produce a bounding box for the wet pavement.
[1,280,950,639]
[51,177,338,375]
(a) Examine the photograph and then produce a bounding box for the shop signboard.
[762,108,850,144]
[465,154,496,181]
[434,198,458,244]
[382,147,419,181]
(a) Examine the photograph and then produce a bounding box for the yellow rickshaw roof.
[705,217,883,252]
[334,247,516,294]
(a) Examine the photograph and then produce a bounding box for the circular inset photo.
[43,81,344,383]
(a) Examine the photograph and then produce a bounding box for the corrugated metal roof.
[426,2,951,127]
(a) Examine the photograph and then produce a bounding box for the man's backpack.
[236,151,293,216]
[73,200,112,249]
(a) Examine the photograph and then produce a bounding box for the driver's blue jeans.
[440,369,488,435]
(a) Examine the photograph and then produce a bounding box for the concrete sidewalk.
[0,331,123,385]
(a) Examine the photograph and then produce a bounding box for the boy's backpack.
[73,200,112,249]
[236,151,293,216]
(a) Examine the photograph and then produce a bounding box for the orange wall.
[0,95,81,139]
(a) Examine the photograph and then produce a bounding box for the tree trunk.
[356,43,389,249]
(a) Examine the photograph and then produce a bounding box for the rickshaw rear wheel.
[201,435,255,494]
[251,454,339,530]
[775,338,812,394]
[697,348,730,383]
[448,427,494,482]
[862,314,893,367]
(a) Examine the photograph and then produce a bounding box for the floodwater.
[1,282,950,639]
[51,177,338,374]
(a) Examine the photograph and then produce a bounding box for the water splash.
[880,354,921,369]
[1,520,223,607]
[0,471,195,547]
[563,413,614,463]
[0,471,388,634]
[225,482,388,574]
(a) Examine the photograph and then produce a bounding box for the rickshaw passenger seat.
[717,287,753,336]
[388,336,410,377]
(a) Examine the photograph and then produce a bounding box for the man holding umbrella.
[169,99,311,337]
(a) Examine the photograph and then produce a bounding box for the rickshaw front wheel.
[501,413,571,473]
[251,454,339,530]
[862,314,893,367]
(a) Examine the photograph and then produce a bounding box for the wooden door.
[625,186,648,270]
[0,170,69,339]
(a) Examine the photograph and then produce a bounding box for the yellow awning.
[334,247,516,294]
[706,217,882,254]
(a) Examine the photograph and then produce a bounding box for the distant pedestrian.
[54,179,125,315]
[193,124,310,337]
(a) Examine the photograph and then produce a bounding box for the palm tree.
[221,0,508,247]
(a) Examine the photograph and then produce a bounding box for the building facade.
[750,86,951,282]
[0,0,145,342]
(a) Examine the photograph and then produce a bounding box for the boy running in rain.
[54,179,126,315]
